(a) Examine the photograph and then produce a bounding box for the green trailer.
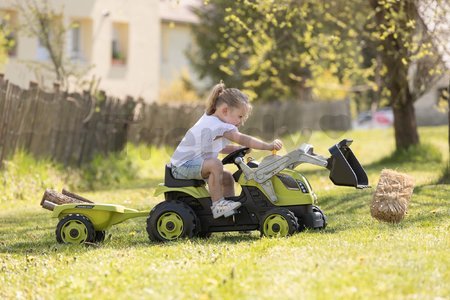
[41,190,148,244]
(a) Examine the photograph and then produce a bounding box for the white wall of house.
[160,21,201,86]
[159,0,207,93]
[1,0,160,101]
[414,75,449,126]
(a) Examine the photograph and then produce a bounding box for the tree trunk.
[447,81,450,174]
[392,101,420,150]
[369,0,420,150]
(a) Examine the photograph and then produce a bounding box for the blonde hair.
[205,81,252,120]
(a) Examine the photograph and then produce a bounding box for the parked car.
[353,107,394,129]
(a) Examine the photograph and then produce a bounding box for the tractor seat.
[164,164,205,188]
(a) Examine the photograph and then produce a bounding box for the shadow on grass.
[316,180,450,233]
[437,163,450,184]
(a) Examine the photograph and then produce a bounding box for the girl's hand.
[270,139,283,151]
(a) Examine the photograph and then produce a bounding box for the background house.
[414,76,449,126]
[159,0,203,88]
[0,0,201,102]
[414,2,449,126]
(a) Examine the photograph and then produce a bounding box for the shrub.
[81,151,138,190]
[0,151,83,203]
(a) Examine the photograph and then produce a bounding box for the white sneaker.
[211,199,241,219]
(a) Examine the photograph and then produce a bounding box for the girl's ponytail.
[206,81,225,115]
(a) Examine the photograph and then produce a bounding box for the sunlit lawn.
[0,126,449,299]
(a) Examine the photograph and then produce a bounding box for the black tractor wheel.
[94,231,106,243]
[147,201,199,242]
[312,205,327,229]
[56,214,96,244]
[193,215,211,239]
[197,231,212,239]
[260,208,299,238]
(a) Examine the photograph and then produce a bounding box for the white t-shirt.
[170,113,238,167]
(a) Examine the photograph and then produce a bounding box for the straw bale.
[370,169,415,223]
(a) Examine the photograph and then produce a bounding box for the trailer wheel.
[260,208,298,238]
[147,201,199,242]
[56,214,95,244]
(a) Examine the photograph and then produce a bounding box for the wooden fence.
[0,76,351,166]
[127,99,351,146]
[0,77,136,166]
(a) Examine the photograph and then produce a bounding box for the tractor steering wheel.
[221,147,250,165]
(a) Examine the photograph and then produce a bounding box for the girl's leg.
[201,158,224,203]
[222,170,235,198]
[201,158,240,218]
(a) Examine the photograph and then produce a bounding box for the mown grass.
[0,126,449,299]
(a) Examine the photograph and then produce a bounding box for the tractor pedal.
[223,209,238,218]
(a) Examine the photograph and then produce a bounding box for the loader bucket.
[327,139,369,189]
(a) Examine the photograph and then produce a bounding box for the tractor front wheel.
[260,208,298,238]
[312,205,327,229]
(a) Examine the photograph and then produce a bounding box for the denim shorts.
[171,159,204,180]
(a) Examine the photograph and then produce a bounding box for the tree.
[366,0,448,150]
[189,0,366,102]
[0,13,15,69]
[191,0,449,151]
[440,81,450,182]
[14,0,90,90]
[0,30,9,69]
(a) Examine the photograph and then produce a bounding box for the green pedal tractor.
[42,139,368,244]
[148,139,369,241]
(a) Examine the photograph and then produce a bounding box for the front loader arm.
[235,139,369,202]
[235,143,329,202]
[236,143,328,182]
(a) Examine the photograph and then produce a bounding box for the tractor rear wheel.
[56,214,96,244]
[147,200,199,242]
[260,208,298,238]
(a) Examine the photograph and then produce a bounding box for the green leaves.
[190,0,446,109]
[190,0,370,102]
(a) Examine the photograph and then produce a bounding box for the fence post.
[25,82,40,152]
[0,74,7,167]
[447,79,449,175]
[53,82,60,93]
[77,90,92,166]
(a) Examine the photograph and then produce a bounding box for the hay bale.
[370,169,415,223]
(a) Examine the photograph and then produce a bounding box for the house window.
[37,36,50,61]
[437,87,449,111]
[111,22,128,65]
[437,87,448,103]
[67,19,92,63]
[70,23,81,57]
[0,10,18,57]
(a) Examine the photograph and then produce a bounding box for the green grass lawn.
[1,127,449,299]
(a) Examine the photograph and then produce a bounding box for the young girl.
[170,82,283,219]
